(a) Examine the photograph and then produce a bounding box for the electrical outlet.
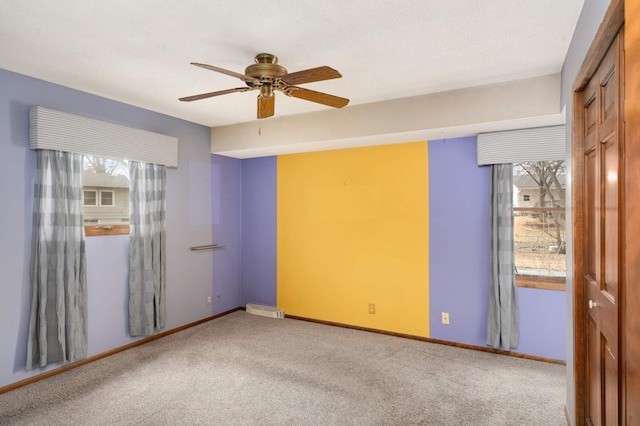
[207,296,212,305]
[369,303,375,314]
[441,312,450,325]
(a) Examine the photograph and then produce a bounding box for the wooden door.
[624,1,640,422]
[576,33,623,426]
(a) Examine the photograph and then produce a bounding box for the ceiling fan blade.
[257,95,275,119]
[179,87,251,102]
[287,87,349,108]
[190,62,260,84]
[280,66,342,85]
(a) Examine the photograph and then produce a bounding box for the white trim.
[29,106,178,167]
[99,190,115,207]
[83,189,98,207]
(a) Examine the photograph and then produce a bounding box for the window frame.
[513,206,566,290]
[83,190,98,207]
[515,274,566,291]
[84,223,130,237]
[82,155,130,237]
[99,190,115,207]
[513,163,567,292]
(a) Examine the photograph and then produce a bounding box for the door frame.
[572,0,624,424]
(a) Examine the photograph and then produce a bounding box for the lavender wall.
[0,68,239,389]
[241,157,277,307]
[428,137,566,360]
[0,67,572,391]
[211,154,243,313]
[428,137,491,345]
[516,287,566,359]
[85,235,130,355]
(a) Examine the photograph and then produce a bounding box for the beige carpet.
[0,311,566,425]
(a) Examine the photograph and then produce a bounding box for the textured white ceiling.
[0,0,584,128]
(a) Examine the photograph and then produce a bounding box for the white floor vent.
[246,304,285,319]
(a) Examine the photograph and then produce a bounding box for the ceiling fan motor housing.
[244,53,287,94]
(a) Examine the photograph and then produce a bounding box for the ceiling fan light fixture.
[260,84,273,98]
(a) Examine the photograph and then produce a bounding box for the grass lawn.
[514,214,566,275]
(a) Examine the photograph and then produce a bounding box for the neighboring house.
[82,173,129,224]
[513,174,566,208]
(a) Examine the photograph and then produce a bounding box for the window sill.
[516,275,565,291]
[84,224,130,237]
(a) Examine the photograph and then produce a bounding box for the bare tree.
[516,160,565,207]
[83,155,127,176]
[515,161,566,252]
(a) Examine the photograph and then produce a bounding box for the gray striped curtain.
[27,150,88,370]
[486,163,520,351]
[128,161,166,337]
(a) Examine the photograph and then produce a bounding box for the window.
[29,107,177,237]
[513,161,566,290]
[82,155,130,236]
[99,190,114,207]
[83,190,98,207]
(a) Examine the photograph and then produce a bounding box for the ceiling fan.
[179,53,349,119]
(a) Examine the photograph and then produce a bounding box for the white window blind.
[29,106,178,168]
[477,125,565,166]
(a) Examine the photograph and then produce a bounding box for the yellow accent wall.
[277,142,429,337]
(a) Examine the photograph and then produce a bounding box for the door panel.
[603,337,618,426]
[602,135,618,299]
[584,149,597,282]
[587,314,600,425]
[578,33,621,426]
